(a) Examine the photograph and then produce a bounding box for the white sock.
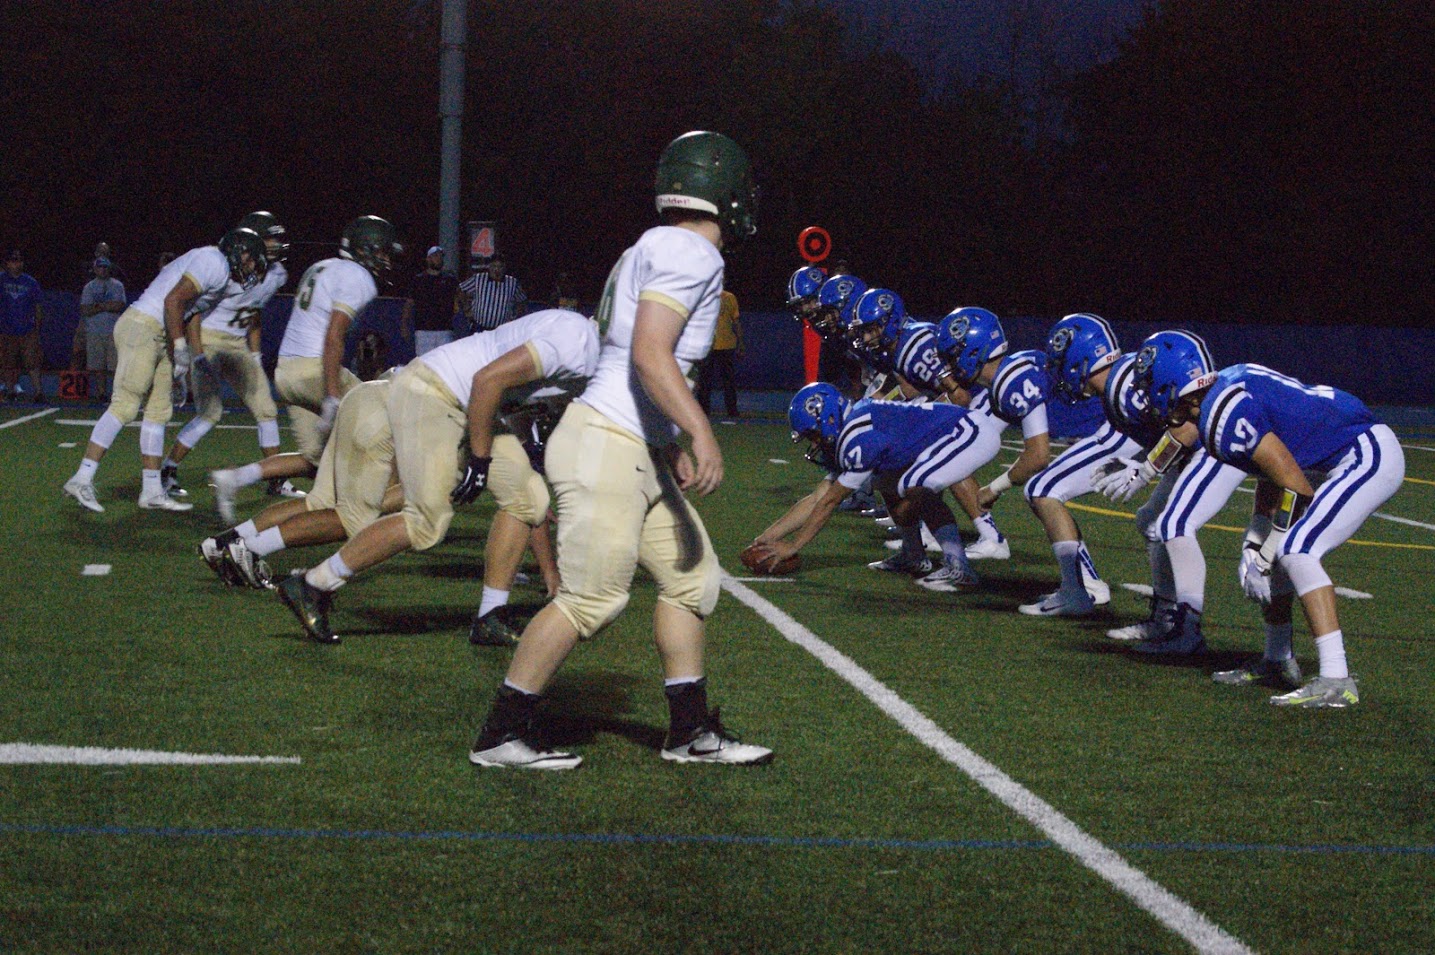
[74,458,99,484]
[250,526,286,557]
[479,586,509,618]
[933,524,968,567]
[236,519,259,543]
[663,676,703,688]
[975,512,1002,542]
[141,469,162,495]
[1076,541,1102,583]
[1315,630,1349,680]
[1166,535,1206,613]
[1263,621,1294,662]
[235,462,265,487]
[1053,540,1082,592]
[305,553,354,592]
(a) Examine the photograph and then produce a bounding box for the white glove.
[1093,457,1156,503]
[1239,545,1272,604]
[171,340,191,380]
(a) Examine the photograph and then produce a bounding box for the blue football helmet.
[1134,330,1218,424]
[788,382,848,469]
[786,266,827,325]
[849,288,905,351]
[1045,313,1121,403]
[813,274,868,337]
[934,306,1007,386]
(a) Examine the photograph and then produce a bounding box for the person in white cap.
[401,245,460,356]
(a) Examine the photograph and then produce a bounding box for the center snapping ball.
[740,544,801,576]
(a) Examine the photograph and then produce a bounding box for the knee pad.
[138,421,166,457]
[402,504,455,552]
[553,590,632,640]
[1279,552,1331,597]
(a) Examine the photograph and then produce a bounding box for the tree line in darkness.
[3,0,1428,325]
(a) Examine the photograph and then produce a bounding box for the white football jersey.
[198,261,288,335]
[278,257,378,359]
[578,225,724,443]
[418,308,599,410]
[131,246,238,325]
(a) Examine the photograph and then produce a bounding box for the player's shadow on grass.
[1074,639,1241,671]
[334,605,476,637]
[541,672,667,752]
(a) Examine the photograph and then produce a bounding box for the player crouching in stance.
[1137,331,1405,707]
[469,131,772,770]
[198,377,405,590]
[751,382,984,592]
[272,308,599,645]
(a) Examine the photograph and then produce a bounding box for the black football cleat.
[469,606,521,647]
[276,572,339,644]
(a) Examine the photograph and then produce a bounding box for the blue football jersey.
[1102,353,1164,448]
[836,399,971,481]
[989,349,1050,427]
[891,322,949,397]
[1199,364,1377,471]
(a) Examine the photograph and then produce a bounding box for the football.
[740,544,801,576]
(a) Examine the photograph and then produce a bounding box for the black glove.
[451,454,493,505]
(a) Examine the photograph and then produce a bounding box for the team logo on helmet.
[1050,326,1075,355]
[803,393,826,418]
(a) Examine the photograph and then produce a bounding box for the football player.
[209,216,400,521]
[198,377,403,590]
[850,288,1009,559]
[62,228,267,513]
[931,307,1108,608]
[1138,330,1405,707]
[159,211,297,498]
[274,307,600,646]
[754,382,989,591]
[469,131,772,770]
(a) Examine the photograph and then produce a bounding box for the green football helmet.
[217,227,268,289]
[237,210,290,262]
[339,215,403,277]
[654,131,757,245]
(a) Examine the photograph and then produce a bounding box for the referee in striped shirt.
[459,255,528,333]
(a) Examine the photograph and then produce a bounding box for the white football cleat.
[469,735,582,770]
[138,490,193,511]
[210,469,240,523]
[1019,588,1096,617]
[966,537,1011,561]
[63,478,104,513]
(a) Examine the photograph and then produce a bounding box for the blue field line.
[2,822,1432,857]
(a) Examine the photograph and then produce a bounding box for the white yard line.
[0,407,58,430]
[722,574,1255,955]
[0,743,300,765]
[55,418,278,431]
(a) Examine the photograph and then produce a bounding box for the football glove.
[1093,457,1156,503]
[451,454,493,505]
[171,341,192,379]
[1239,544,1272,604]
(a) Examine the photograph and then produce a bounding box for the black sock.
[476,683,541,747]
[214,529,240,547]
[664,678,709,743]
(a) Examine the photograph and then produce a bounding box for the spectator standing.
[78,256,126,400]
[459,254,526,332]
[551,270,580,311]
[401,245,460,356]
[696,286,742,418]
[0,250,46,403]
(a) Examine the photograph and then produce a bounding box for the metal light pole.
[438,0,466,273]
